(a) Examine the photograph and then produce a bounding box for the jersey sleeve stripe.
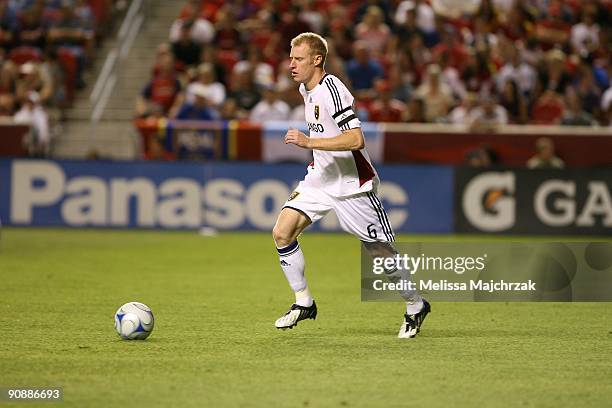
[332,106,352,119]
[337,114,357,128]
[326,79,345,111]
[324,79,341,112]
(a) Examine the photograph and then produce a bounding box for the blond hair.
[290,32,328,67]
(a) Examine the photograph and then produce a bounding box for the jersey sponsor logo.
[307,122,324,132]
[314,105,320,120]
[288,191,300,201]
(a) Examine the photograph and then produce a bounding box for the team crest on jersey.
[314,105,320,120]
[288,191,300,201]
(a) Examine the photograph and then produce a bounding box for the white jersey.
[298,74,379,197]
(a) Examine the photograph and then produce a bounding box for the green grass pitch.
[1,228,611,407]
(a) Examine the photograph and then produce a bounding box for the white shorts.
[283,183,395,242]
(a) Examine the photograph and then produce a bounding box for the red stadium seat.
[215,50,240,73]
[9,46,42,65]
[57,48,78,104]
[89,0,111,25]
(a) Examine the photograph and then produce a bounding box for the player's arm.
[284,127,365,151]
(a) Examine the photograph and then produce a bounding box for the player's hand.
[284,128,310,149]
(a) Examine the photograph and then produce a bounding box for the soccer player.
[272,32,430,338]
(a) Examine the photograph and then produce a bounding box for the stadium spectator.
[405,96,427,123]
[465,146,494,168]
[249,85,290,122]
[15,62,52,105]
[277,6,312,53]
[345,41,384,99]
[469,94,508,131]
[299,0,325,34]
[437,53,467,100]
[534,1,572,50]
[496,47,537,97]
[355,0,393,27]
[467,16,498,51]
[169,5,214,45]
[233,46,274,89]
[213,8,241,51]
[527,137,565,169]
[219,97,244,120]
[173,83,218,120]
[40,47,66,108]
[368,80,406,123]
[242,8,280,64]
[394,7,422,48]
[448,93,478,125]
[199,46,227,86]
[171,21,202,68]
[185,63,225,108]
[16,7,46,49]
[531,89,565,124]
[228,69,261,111]
[387,61,413,102]
[499,80,528,124]
[461,49,494,94]
[476,0,501,27]
[47,3,93,89]
[432,24,469,72]
[537,49,572,96]
[354,6,391,57]
[574,60,602,115]
[13,90,50,156]
[136,54,182,118]
[395,0,435,38]
[74,0,95,32]
[499,1,532,42]
[415,64,453,122]
[326,20,353,61]
[561,88,595,126]
[570,9,599,56]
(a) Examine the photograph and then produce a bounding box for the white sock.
[406,300,424,315]
[277,241,313,307]
[384,266,422,308]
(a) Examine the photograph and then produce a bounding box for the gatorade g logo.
[463,172,516,231]
[314,105,320,120]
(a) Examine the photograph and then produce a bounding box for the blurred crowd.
[135,0,611,128]
[0,0,111,155]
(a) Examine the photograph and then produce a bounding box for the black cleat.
[275,301,317,330]
[398,299,431,338]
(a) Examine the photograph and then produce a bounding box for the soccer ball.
[114,302,154,340]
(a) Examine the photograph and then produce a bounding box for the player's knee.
[272,225,294,248]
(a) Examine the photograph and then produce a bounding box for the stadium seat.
[9,46,42,65]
